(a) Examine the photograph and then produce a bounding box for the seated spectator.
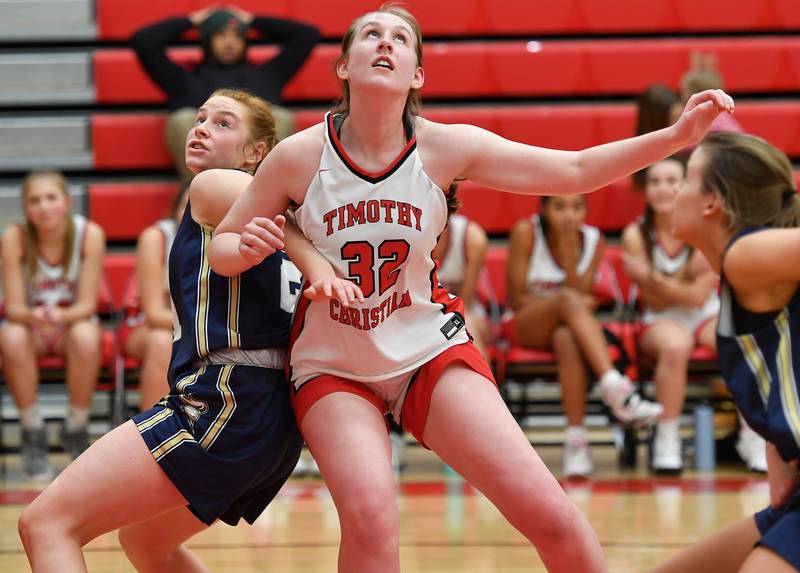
[506,195,662,477]
[120,186,188,412]
[634,84,680,191]
[432,183,492,357]
[131,5,320,181]
[622,157,766,473]
[0,170,105,480]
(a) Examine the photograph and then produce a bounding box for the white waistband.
[194,348,286,369]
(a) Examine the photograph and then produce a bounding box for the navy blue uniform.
[133,203,304,526]
[717,227,800,569]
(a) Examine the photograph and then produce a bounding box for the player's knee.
[19,500,66,549]
[526,500,581,546]
[341,489,399,550]
[118,526,149,563]
[145,328,173,357]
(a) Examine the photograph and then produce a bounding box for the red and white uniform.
[641,231,720,333]
[524,214,600,296]
[291,113,469,388]
[436,214,469,293]
[25,214,87,307]
[124,218,177,327]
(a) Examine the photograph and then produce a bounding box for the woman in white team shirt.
[623,157,766,474]
[208,5,734,572]
[432,183,492,357]
[0,170,105,479]
[505,194,650,478]
[121,186,188,411]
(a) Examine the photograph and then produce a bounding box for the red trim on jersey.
[653,229,689,262]
[327,113,417,181]
[429,253,465,317]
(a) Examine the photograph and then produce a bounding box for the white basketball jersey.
[291,113,469,386]
[649,231,691,276]
[154,218,177,292]
[26,214,87,307]
[525,215,600,296]
[435,214,469,293]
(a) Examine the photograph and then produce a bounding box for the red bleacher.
[90,102,800,171]
[96,0,800,40]
[94,37,800,104]
[89,182,179,241]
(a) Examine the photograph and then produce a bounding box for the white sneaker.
[563,437,593,478]
[652,425,683,474]
[736,425,768,473]
[600,375,663,427]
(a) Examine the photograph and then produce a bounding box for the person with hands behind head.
[209,5,734,572]
[131,3,321,181]
[0,170,105,480]
[19,89,303,573]
[649,132,800,573]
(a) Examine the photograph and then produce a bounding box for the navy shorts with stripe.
[754,486,800,570]
[133,364,302,526]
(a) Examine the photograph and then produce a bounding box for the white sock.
[566,426,587,444]
[20,405,44,430]
[657,419,679,438]
[66,406,90,432]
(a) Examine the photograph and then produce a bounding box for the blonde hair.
[333,3,423,130]
[698,132,799,230]
[21,170,75,280]
[210,88,277,171]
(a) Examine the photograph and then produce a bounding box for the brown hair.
[445,182,462,217]
[681,52,724,101]
[210,88,276,171]
[638,156,691,264]
[21,170,75,280]
[634,84,680,190]
[698,132,799,230]
[333,3,423,130]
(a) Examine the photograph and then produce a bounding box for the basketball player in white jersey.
[208,6,734,572]
[505,194,649,477]
[432,183,492,356]
[622,157,766,473]
[121,186,188,411]
[0,170,105,480]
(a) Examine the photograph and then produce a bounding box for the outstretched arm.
[456,90,733,195]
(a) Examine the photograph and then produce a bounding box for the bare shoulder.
[270,123,325,171]
[83,221,106,254]
[415,118,477,187]
[1,224,23,258]
[621,222,644,251]
[254,122,326,203]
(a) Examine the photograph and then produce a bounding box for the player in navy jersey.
[650,133,800,573]
[209,5,734,572]
[19,88,303,573]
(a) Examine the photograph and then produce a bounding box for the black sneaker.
[21,427,52,481]
[59,425,89,460]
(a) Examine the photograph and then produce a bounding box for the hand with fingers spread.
[672,88,735,147]
[304,278,365,308]
[238,215,286,266]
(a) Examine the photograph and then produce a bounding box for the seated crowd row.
[0,157,766,481]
